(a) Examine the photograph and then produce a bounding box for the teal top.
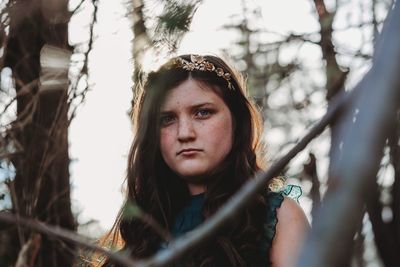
[169,185,302,266]
[263,185,302,253]
[171,192,205,237]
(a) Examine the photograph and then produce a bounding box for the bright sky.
[68,0,371,235]
[69,0,133,234]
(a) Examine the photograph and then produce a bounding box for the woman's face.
[159,79,233,194]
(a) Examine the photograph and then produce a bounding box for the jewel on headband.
[171,55,234,90]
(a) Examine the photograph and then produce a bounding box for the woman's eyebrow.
[190,102,215,109]
[161,102,216,113]
[160,110,174,115]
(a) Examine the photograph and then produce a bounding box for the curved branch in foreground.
[0,85,351,267]
[0,212,136,267]
[295,2,400,267]
[134,88,352,267]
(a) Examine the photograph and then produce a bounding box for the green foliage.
[158,2,195,34]
[154,0,202,50]
[122,200,143,219]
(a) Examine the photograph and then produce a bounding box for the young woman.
[101,54,309,267]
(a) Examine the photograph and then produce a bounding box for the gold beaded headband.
[170,55,234,90]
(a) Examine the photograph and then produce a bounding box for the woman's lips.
[177,148,202,156]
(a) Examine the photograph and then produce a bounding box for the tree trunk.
[3,0,75,266]
[130,0,150,112]
[311,2,349,255]
[302,153,321,225]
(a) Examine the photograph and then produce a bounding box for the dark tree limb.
[388,110,400,252]
[302,152,321,224]
[366,181,400,267]
[134,88,352,267]
[312,0,349,200]
[312,0,347,100]
[0,212,136,267]
[294,2,400,266]
[0,86,351,267]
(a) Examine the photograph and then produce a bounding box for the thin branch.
[31,95,70,214]
[0,78,38,122]
[69,0,87,17]
[1,84,351,267]
[134,88,352,267]
[0,212,137,267]
[130,6,400,264]
[68,0,98,123]
[67,74,88,125]
[302,153,321,225]
[2,87,40,133]
[15,234,41,267]
[140,212,173,242]
[313,0,330,17]
[7,179,25,246]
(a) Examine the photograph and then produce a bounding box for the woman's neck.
[187,183,206,195]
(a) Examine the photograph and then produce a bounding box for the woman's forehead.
[160,79,225,111]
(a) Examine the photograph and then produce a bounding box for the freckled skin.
[159,79,233,194]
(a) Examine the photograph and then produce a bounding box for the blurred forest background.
[0,0,399,266]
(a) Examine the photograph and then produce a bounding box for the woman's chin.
[176,169,210,183]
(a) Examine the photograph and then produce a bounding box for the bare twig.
[1,83,40,133]
[134,88,352,267]
[67,0,98,124]
[302,153,321,224]
[15,234,41,267]
[0,212,137,267]
[0,78,38,123]
[7,179,25,246]
[31,96,69,214]
[122,200,172,242]
[1,85,351,267]
[140,213,172,242]
[69,0,87,17]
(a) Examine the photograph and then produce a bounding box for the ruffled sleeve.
[262,185,302,253]
[282,184,302,202]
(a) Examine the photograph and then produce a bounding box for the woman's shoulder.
[268,182,307,226]
[264,182,304,246]
[268,183,310,267]
[276,196,308,228]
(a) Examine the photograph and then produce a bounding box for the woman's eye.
[160,115,175,126]
[195,109,213,118]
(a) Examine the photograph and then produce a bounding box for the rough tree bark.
[2,0,75,266]
[131,0,150,104]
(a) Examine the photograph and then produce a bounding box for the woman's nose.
[177,118,196,142]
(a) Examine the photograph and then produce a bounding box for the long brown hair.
[102,55,268,266]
